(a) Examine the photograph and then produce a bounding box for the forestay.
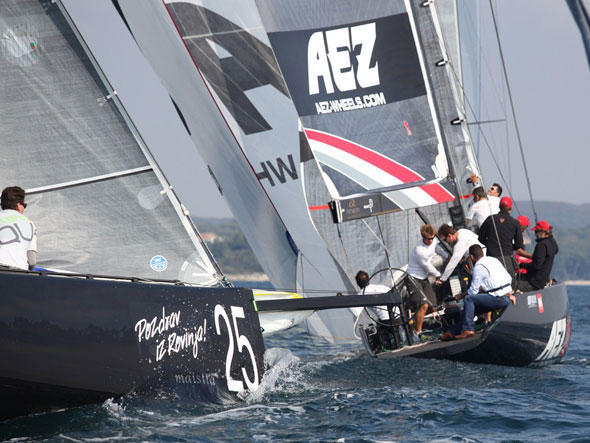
[0,0,219,284]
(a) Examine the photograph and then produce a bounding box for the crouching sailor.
[440,244,515,340]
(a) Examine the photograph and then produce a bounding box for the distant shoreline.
[227,272,269,282]
[226,274,590,286]
[564,280,590,286]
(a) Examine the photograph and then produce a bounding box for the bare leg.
[415,303,428,333]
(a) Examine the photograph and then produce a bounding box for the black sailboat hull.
[374,284,570,366]
[0,271,265,420]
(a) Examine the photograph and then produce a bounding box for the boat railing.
[0,266,220,287]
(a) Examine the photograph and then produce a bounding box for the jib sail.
[118,0,361,340]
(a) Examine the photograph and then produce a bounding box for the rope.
[488,0,539,222]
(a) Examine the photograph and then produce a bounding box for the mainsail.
[0,0,220,284]
[118,0,361,340]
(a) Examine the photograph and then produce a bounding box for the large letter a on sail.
[165,3,290,135]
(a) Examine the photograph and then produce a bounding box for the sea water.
[2,286,589,442]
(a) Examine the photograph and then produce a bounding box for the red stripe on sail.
[305,129,453,203]
[309,205,330,210]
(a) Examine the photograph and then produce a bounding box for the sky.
[82,0,590,220]
[475,0,590,207]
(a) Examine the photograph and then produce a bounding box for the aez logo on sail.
[307,22,386,115]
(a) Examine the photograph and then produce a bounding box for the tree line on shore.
[196,200,588,282]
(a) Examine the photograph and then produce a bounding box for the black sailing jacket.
[522,236,559,289]
[478,210,524,257]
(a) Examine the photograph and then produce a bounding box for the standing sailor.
[435,224,483,286]
[407,224,448,335]
[469,173,502,213]
[440,244,515,340]
[0,186,37,270]
[465,187,494,229]
[478,196,526,277]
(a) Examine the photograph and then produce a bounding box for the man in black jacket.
[478,196,526,277]
[516,220,559,292]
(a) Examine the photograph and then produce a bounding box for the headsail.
[117,0,361,340]
[0,0,220,284]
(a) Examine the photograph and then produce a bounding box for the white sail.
[0,0,220,284]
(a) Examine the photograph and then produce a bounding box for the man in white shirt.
[440,244,515,340]
[353,270,390,321]
[0,186,37,270]
[407,224,448,334]
[469,173,501,214]
[487,182,502,213]
[465,187,496,229]
[435,224,483,285]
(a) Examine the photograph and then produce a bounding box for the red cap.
[517,215,530,227]
[532,220,551,231]
[499,196,513,209]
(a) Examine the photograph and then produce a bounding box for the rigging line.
[439,52,521,215]
[447,0,510,118]
[430,1,515,199]
[336,223,353,275]
[376,215,395,286]
[360,218,396,259]
[488,0,539,222]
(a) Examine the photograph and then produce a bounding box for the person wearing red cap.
[516,220,559,292]
[478,196,526,277]
[515,215,533,273]
[517,215,530,230]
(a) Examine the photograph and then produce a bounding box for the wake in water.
[3,288,590,441]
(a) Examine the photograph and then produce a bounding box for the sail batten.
[26,166,153,194]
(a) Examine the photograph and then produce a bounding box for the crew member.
[0,186,37,270]
[515,215,533,273]
[487,182,503,213]
[478,196,526,277]
[440,244,515,340]
[465,187,494,229]
[517,220,559,292]
[353,270,391,321]
[406,224,448,335]
[436,224,483,286]
[468,173,502,213]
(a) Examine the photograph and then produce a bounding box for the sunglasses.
[19,202,27,208]
[423,236,435,242]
